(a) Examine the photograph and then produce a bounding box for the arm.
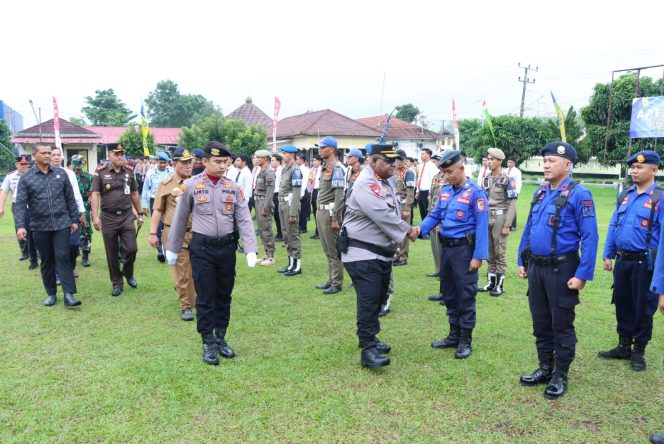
[68,170,85,213]
[62,174,79,225]
[149,209,163,247]
[472,192,489,261]
[603,210,619,260]
[356,185,410,244]
[0,190,7,219]
[14,177,28,230]
[264,170,275,212]
[573,189,599,282]
[235,187,258,253]
[419,200,443,235]
[141,173,151,209]
[166,186,193,254]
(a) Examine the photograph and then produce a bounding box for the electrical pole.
[518,63,538,118]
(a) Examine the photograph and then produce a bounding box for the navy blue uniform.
[518,177,598,362]
[605,183,663,342]
[420,178,489,329]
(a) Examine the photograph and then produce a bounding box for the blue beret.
[157,151,171,161]
[192,148,205,158]
[438,150,462,168]
[627,150,660,166]
[540,141,577,163]
[280,144,298,153]
[316,136,337,149]
[348,148,364,159]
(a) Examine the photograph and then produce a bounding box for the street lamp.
[28,99,42,142]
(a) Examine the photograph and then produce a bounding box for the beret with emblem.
[192,148,205,159]
[627,150,660,166]
[172,148,192,161]
[487,147,505,160]
[540,141,577,163]
[438,150,462,168]
[254,149,271,158]
[203,141,231,158]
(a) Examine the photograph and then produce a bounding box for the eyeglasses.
[379,156,397,165]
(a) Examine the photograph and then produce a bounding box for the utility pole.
[518,63,538,118]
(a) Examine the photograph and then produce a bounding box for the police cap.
[172,148,192,162]
[16,155,30,165]
[487,147,505,160]
[438,150,462,168]
[203,141,231,158]
[627,150,660,166]
[111,144,125,153]
[396,149,408,159]
[192,148,205,159]
[540,141,577,163]
[369,144,399,158]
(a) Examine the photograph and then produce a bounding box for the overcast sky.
[2,0,663,132]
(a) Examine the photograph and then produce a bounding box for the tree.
[0,120,14,173]
[117,126,156,157]
[81,89,136,126]
[581,74,664,165]
[395,103,420,123]
[69,117,88,127]
[180,116,267,157]
[145,80,220,128]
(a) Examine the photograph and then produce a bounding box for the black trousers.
[33,228,77,296]
[299,189,311,231]
[13,203,38,262]
[417,190,429,222]
[527,256,580,362]
[440,242,478,329]
[311,189,319,235]
[612,256,659,342]
[190,236,237,335]
[273,192,282,238]
[344,259,392,348]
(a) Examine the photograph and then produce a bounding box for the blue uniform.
[419,178,489,329]
[517,177,598,363]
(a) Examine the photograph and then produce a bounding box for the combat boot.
[432,324,460,348]
[215,328,236,359]
[285,258,301,276]
[201,333,219,365]
[631,340,648,371]
[478,273,496,292]
[259,254,275,266]
[598,334,632,360]
[490,274,504,297]
[454,328,473,359]
[520,352,554,386]
[44,294,57,306]
[81,250,91,267]
[544,360,570,400]
[360,346,390,368]
[277,256,293,273]
[379,293,392,317]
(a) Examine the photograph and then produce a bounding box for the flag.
[140,102,150,156]
[53,96,62,150]
[482,100,497,146]
[550,91,567,142]
[273,97,281,153]
[379,110,395,143]
[452,99,460,149]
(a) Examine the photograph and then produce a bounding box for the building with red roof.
[356,115,452,157]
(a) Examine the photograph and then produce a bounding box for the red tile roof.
[84,126,181,145]
[356,115,439,140]
[226,98,272,128]
[17,118,99,137]
[272,109,380,140]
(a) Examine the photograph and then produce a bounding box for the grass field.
[0,184,662,443]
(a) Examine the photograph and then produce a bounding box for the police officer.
[315,136,346,294]
[601,150,663,371]
[192,149,206,176]
[419,150,489,360]
[142,151,174,262]
[341,143,418,368]
[346,148,364,193]
[427,155,447,301]
[478,148,517,297]
[166,141,258,365]
[517,141,598,400]
[275,145,303,275]
[71,155,94,267]
[393,149,416,267]
[150,148,196,321]
[91,145,144,296]
[253,149,277,266]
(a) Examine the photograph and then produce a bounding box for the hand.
[16,228,27,241]
[518,266,528,278]
[469,259,482,271]
[136,217,144,228]
[501,226,510,237]
[93,217,102,231]
[246,252,257,268]
[289,215,297,223]
[149,233,158,248]
[330,220,340,231]
[567,277,586,290]
[407,226,420,241]
[659,295,664,315]
[79,213,87,227]
[165,250,178,265]
[70,223,79,233]
[603,258,613,272]
[143,209,150,217]
[403,210,410,218]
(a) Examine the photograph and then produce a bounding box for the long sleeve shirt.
[141,166,175,208]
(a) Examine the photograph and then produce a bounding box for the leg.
[431,226,441,274]
[418,191,429,222]
[101,214,123,288]
[32,230,57,296]
[119,214,138,281]
[273,194,282,239]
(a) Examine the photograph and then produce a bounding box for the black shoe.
[315,283,332,289]
[360,347,390,368]
[598,335,632,360]
[520,353,554,386]
[631,340,647,371]
[322,285,341,294]
[157,253,166,263]
[237,245,245,253]
[181,308,194,321]
[29,261,39,270]
[358,342,391,354]
[300,229,308,233]
[19,253,28,261]
[111,286,122,297]
[64,293,81,307]
[544,361,570,400]
[284,259,301,276]
[310,234,320,239]
[215,329,236,359]
[454,328,473,359]
[81,252,91,267]
[277,257,293,273]
[275,236,283,242]
[428,293,444,302]
[378,307,390,317]
[126,277,138,288]
[432,324,460,349]
[202,334,219,365]
[44,294,57,306]
[651,432,664,444]
[393,259,407,266]
[426,272,440,278]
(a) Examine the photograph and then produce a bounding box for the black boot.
[284,258,302,276]
[520,352,554,386]
[544,360,570,400]
[63,293,81,307]
[277,256,293,273]
[598,334,632,360]
[215,328,236,359]
[81,250,91,267]
[631,340,647,371]
[360,346,390,368]
[44,294,57,306]
[454,328,473,359]
[490,274,504,297]
[478,273,496,292]
[432,324,460,348]
[201,333,219,365]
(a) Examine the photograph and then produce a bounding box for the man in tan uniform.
[276,145,303,276]
[150,148,195,321]
[253,149,277,266]
[478,147,517,296]
[394,149,416,266]
[315,136,346,295]
[427,155,448,302]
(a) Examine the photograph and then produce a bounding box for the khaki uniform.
[278,162,302,259]
[480,173,517,274]
[154,173,195,311]
[254,166,276,258]
[395,168,416,261]
[429,172,446,274]
[316,159,346,287]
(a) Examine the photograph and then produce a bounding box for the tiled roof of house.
[356,115,439,140]
[16,119,99,137]
[273,109,380,139]
[84,127,181,145]
[226,97,272,128]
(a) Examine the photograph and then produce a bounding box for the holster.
[336,226,349,259]
[521,247,532,272]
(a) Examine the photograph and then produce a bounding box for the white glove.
[246,252,257,268]
[165,250,178,265]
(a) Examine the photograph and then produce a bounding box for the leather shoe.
[426,272,440,278]
[393,259,407,266]
[651,432,664,444]
[310,234,319,239]
[357,342,391,354]
[29,262,39,270]
[126,277,138,288]
[322,285,341,295]
[315,283,332,290]
[19,253,28,261]
[181,308,194,321]
[44,294,57,306]
[111,287,122,297]
[157,253,166,263]
[360,347,390,368]
[378,307,390,317]
[64,293,81,307]
[428,293,444,302]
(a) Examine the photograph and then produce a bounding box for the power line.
[518,63,538,118]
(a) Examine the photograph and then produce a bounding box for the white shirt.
[311,165,321,190]
[477,166,490,184]
[507,165,523,194]
[226,165,240,182]
[236,166,253,199]
[274,165,283,193]
[299,164,311,195]
[64,168,86,213]
[1,170,22,203]
[416,160,438,192]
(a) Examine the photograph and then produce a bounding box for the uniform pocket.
[645,291,659,316]
[558,290,580,309]
[196,202,213,215]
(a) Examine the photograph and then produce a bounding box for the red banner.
[53,96,62,149]
[273,96,281,153]
[452,99,460,150]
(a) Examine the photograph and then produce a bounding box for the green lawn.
[0,184,662,443]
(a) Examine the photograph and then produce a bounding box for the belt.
[348,238,395,257]
[616,250,648,260]
[278,196,288,202]
[254,196,266,201]
[191,232,236,246]
[490,209,505,216]
[438,234,475,248]
[318,203,333,211]
[530,251,578,267]
[101,208,132,215]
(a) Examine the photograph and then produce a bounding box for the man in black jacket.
[15,143,81,307]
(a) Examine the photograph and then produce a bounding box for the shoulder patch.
[369,183,381,198]
[291,168,303,187]
[582,199,595,217]
[331,166,346,189]
[476,197,487,212]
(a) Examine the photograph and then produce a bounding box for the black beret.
[540,141,577,163]
[203,141,231,158]
[438,150,462,168]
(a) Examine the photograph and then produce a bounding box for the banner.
[630,96,664,138]
[482,100,497,146]
[550,91,567,142]
[53,96,62,149]
[452,99,460,149]
[273,96,281,153]
[140,102,149,156]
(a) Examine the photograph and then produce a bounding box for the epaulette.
[96,164,107,172]
[124,164,134,171]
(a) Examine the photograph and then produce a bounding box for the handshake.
[407,226,421,241]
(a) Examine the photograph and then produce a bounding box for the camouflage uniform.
[76,170,94,253]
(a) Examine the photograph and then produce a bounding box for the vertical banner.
[53,96,62,150]
[273,96,281,153]
[482,100,497,147]
[452,99,460,149]
[550,91,567,142]
[379,110,394,143]
[140,102,150,156]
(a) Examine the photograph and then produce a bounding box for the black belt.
[616,250,648,260]
[191,232,235,246]
[530,252,578,267]
[101,208,132,215]
[438,234,475,248]
[348,238,395,257]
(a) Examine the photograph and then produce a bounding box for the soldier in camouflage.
[72,155,94,267]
